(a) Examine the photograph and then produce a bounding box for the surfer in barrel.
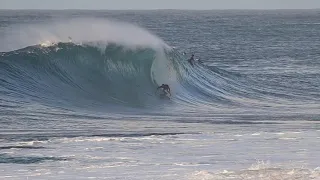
[157,84,171,97]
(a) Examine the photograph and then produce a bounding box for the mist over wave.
[0,19,168,52]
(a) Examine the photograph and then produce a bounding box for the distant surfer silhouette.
[188,54,196,66]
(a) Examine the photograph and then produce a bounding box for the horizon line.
[1,8,320,11]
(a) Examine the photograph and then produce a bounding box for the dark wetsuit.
[188,55,195,66]
[157,84,171,96]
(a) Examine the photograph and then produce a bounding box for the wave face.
[0,42,179,109]
[0,19,238,112]
[0,20,177,111]
[0,42,244,113]
[0,41,254,111]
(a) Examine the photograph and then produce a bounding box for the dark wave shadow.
[0,153,68,164]
[0,146,45,150]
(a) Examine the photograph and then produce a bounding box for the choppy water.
[0,10,319,180]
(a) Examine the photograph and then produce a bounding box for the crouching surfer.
[188,54,203,66]
[156,84,171,98]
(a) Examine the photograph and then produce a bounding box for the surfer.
[157,84,171,96]
[188,54,195,66]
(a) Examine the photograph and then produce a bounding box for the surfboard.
[159,93,170,100]
[155,89,171,100]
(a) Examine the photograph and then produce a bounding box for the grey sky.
[1,0,320,10]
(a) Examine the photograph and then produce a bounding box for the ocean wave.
[0,39,247,112]
[1,19,318,115]
[0,42,176,108]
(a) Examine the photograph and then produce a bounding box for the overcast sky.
[1,0,320,10]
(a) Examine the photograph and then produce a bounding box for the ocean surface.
[0,10,319,180]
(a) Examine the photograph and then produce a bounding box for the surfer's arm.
[155,86,162,94]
